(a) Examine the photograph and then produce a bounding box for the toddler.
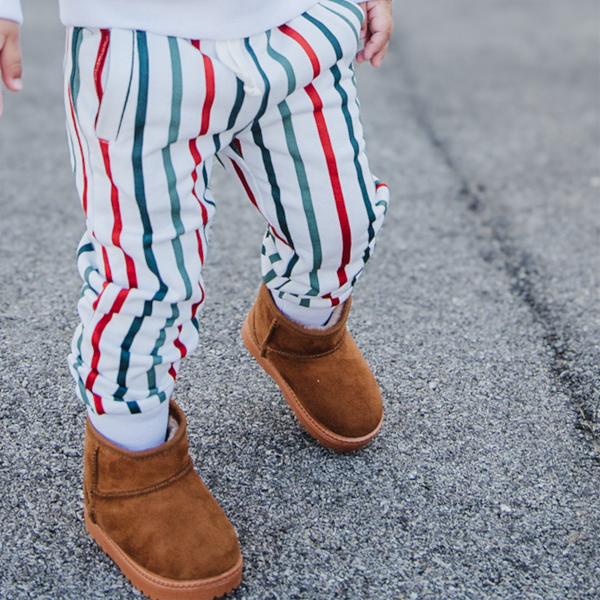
[0,1,393,598]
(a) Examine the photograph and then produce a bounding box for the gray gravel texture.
[1,1,599,599]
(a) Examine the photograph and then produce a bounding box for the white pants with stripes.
[64,0,390,417]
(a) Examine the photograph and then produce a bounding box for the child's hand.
[356,0,394,68]
[0,18,22,117]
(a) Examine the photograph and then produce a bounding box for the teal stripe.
[77,243,94,257]
[148,305,179,393]
[132,31,168,301]
[321,6,360,42]
[128,31,173,413]
[228,78,246,130]
[69,28,83,110]
[162,37,193,301]
[245,39,293,248]
[76,377,90,408]
[304,13,344,59]
[68,28,85,175]
[266,31,296,96]
[251,122,293,249]
[202,165,215,208]
[264,270,277,284]
[244,38,270,122]
[328,0,363,25]
[278,101,321,295]
[303,16,376,255]
[116,34,135,140]
[115,300,153,398]
[266,29,323,295]
[126,401,141,413]
[332,61,376,252]
[283,254,299,279]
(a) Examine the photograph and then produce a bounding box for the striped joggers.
[64,0,389,418]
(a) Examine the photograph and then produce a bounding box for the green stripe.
[266,31,296,96]
[68,28,85,174]
[305,15,377,254]
[128,32,172,413]
[304,13,344,59]
[266,31,320,293]
[251,123,293,249]
[245,36,293,248]
[162,37,193,301]
[126,401,141,413]
[227,78,246,130]
[244,39,270,123]
[76,377,90,408]
[116,34,135,140]
[115,300,153,398]
[132,32,168,300]
[332,62,376,249]
[328,0,363,25]
[69,28,83,108]
[77,242,94,257]
[278,101,321,295]
[283,254,299,279]
[148,305,179,393]
[264,270,277,284]
[202,164,215,208]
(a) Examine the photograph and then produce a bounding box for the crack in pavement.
[396,40,599,449]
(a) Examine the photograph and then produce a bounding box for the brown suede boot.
[241,284,383,452]
[83,400,243,600]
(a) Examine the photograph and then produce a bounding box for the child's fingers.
[355,0,393,67]
[0,29,22,91]
[362,29,391,67]
[360,7,368,40]
[0,20,23,116]
[367,42,389,69]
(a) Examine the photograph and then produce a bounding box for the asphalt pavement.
[1,1,599,599]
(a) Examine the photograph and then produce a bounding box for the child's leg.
[64,27,243,599]
[221,0,389,318]
[221,0,390,449]
[65,28,219,449]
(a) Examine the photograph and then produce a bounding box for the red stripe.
[192,283,205,317]
[93,29,110,128]
[322,292,341,307]
[101,247,113,284]
[269,225,288,245]
[173,325,188,359]
[229,158,258,209]
[188,140,207,265]
[279,24,321,79]
[189,40,214,265]
[92,281,109,311]
[85,288,130,414]
[67,86,89,214]
[232,138,244,157]
[98,139,138,287]
[194,230,205,271]
[92,393,104,415]
[199,44,215,136]
[305,83,352,287]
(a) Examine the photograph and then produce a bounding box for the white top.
[0,0,21,23]
[1,0,367,40]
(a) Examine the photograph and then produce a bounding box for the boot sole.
[242,316,383,452]
[84,511,243,600]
